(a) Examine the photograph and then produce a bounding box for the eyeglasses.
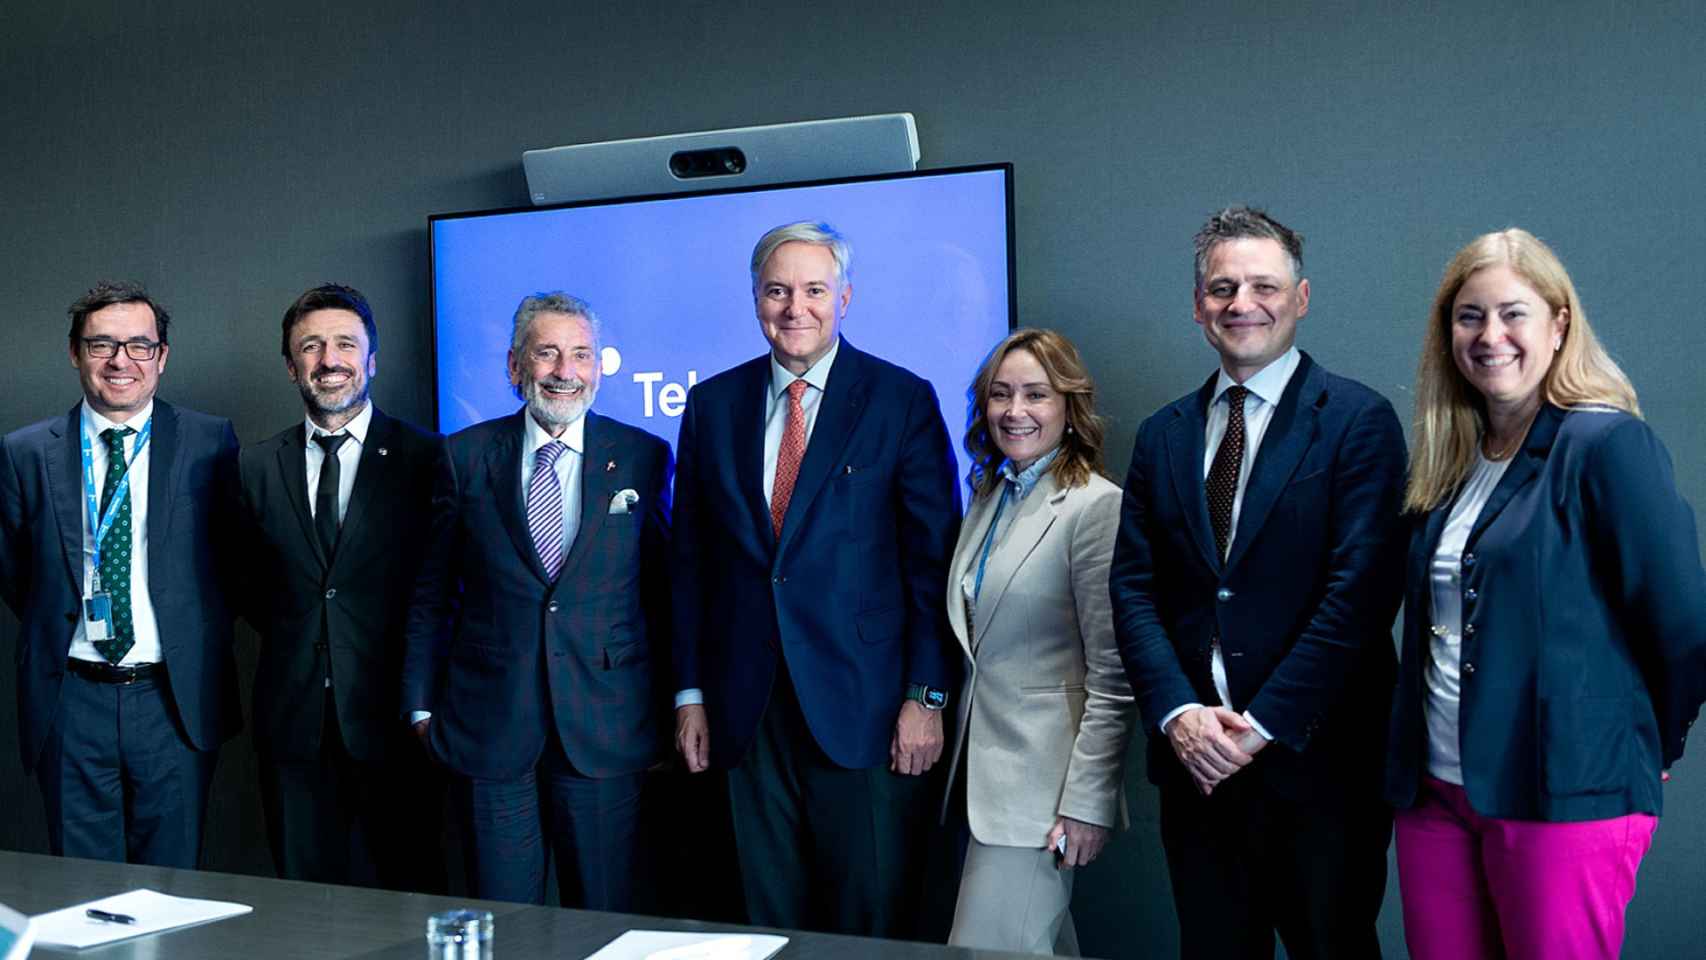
[81,337,163,360]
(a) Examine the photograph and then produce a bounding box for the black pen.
[86,908,136,925]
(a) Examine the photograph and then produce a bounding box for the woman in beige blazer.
[943,328,1137,955]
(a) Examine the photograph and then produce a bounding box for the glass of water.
[427,909,493,959]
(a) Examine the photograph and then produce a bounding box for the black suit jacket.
[237,407,444,762]
[0,399,241,770]
[402,409,672,781]
[670,340,962,770]
[1110,352,1408,802]
[1386,404,1706,820]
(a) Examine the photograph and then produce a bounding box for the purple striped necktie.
[527,440,568,578]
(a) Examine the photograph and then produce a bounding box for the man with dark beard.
[235,284,448,891]
[402,292,672,908]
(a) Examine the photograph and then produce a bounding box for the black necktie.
[1206,385,1249,561]
[313,433,349,559]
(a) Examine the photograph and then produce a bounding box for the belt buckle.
[115,665,139,685]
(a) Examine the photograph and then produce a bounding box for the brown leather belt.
[67,658,163,685]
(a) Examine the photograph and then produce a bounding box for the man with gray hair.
[670,221,962,935]
[1111,206,1407,957]
[403,292,673,908]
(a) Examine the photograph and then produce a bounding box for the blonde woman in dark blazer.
[1387,228,1706,959]
[941,328,1136,955]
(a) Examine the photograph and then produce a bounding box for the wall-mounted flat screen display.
[430,163,1015,485]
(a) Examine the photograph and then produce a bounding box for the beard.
[297,365,369,422]
[524,373,596,429]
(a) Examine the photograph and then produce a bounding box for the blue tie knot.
[535,441,568,469]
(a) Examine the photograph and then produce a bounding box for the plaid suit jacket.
[402,409,672,780]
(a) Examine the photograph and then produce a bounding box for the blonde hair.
[1405,228,1640,512]
[964,328,1107,498]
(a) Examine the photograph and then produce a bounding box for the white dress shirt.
[69,400,162,665]
[304,400,373,524]
[762,336,839,505]
[676,337,842,709]
[1160,346,1301,740]
[521,408,586,552]
[1425,452,1510,785]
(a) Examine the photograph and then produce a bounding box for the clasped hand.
[1166,706,1267,795]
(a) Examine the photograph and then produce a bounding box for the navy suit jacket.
[402,409,672,781]
[238,408,444,763]
[0,399,242,771]
[1110,352,1408,802]
[1386,404,1706,821]
[670,339,962,770]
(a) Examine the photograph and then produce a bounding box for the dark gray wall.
[4,1,1704,956]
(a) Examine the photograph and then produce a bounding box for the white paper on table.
[582,929,789,960]
[31,888,251,949]
[0,900,37,960]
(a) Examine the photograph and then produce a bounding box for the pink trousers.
[1394,776,1656,960]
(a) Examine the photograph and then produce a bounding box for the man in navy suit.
[1110,207,1407,959]
[671,221,962,936]
[402,292,671,909]
[0,281,240,867]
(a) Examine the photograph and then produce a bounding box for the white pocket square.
[609,488,640,514]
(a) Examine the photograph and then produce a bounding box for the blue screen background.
[432,167,1013,488]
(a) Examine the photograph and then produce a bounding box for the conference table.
[0,851,1054,959]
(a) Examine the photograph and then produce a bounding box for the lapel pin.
[377,447,389,457]
[606,460,616,472]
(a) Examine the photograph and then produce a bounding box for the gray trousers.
[949,837,1079,955]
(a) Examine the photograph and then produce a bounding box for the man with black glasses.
[0,280,241,867]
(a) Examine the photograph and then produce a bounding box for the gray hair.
[508,292,602,400]
[749,221,853,291]
[1192,206,1304,291]
[509,291,602,356]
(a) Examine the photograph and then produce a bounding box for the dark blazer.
[670,339,962,771]
[401,409,672,781]
[237,407,444,762]
[0,399,241,770]
[1386,404,1706,821]
[1110,352,1408,802]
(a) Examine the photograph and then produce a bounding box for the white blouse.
[1425,452,1512,785]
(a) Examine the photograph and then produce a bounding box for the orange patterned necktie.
[770,379,809,537]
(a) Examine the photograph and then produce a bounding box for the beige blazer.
[940,469,1136,847]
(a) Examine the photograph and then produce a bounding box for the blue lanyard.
[971,482,1013,602]
[80,417,152,582]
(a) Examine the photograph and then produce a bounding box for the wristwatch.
[904,682,949,711]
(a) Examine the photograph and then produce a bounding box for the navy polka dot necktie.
[95,426,136,663]
[1206,385,1248,562]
